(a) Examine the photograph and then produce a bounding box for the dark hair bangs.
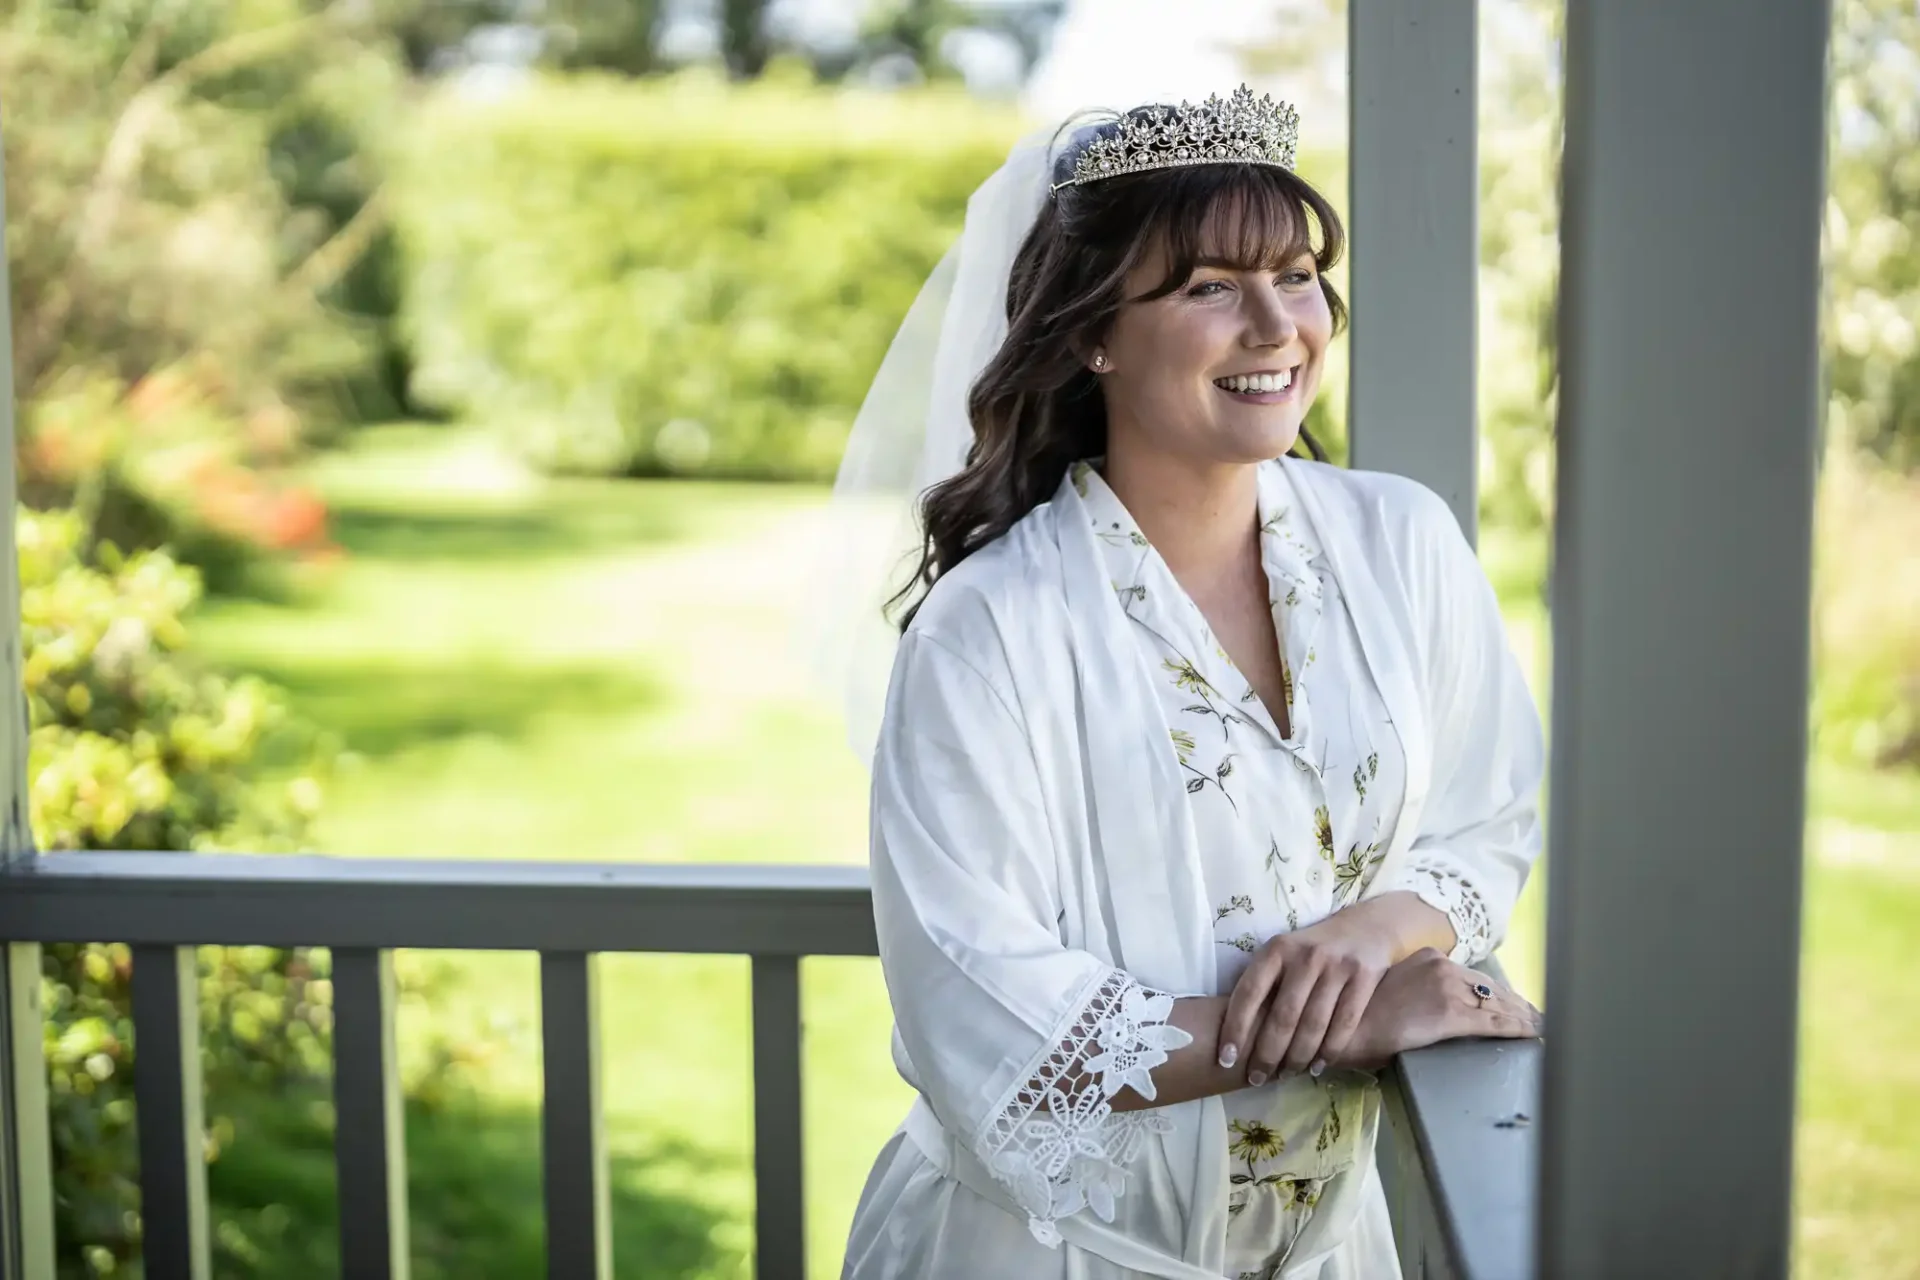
[1137,164,1341,301]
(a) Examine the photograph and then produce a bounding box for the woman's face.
[1095,230,1331,469]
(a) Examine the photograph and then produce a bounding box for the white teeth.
[1216,369,1294,394]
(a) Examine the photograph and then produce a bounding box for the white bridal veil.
[801,127,1071,766]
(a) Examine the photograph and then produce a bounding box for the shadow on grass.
[224,659,666,761]
[328,504,689,565]
[326,479,813,566]
[208,1088,739,1280]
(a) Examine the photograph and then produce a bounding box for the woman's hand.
[1331,948,1544,1070]
[1218,907,1398,1086]
[1217,892,1457,1086]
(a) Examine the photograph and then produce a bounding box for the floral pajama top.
[1075,459,1487,1279]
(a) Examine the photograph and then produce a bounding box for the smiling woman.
[830,89,1545,1280]
[1070,162,1341,468]
[892,117,1348,627]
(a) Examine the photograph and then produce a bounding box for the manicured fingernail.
[1218,1044,1238,1069]
[1309,1059,1326,1078]
[1247,1070,1267,1087]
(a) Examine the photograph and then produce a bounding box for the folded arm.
[871,627,1192,1243]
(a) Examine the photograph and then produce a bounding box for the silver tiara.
[1054,85,1300,192]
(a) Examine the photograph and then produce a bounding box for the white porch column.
[1347,0,1479,540]
[1543,2,1831,1275]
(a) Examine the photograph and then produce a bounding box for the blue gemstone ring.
[1472,982,1494,1004]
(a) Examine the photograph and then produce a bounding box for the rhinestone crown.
[1055,85,1300,192]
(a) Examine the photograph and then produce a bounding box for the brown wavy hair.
[891,113,1349,629]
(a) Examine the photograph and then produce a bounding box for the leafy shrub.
[21,506,334,1275]
[394,73,1023,479]
[19,371,337,595]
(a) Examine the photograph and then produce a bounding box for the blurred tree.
[861,0,967,76]
[2,0,408,425]
[852,0,1063,84]
[321,0,668,81]
[1825,0,1920,467]
[357,0,513,72]
[722,0,771,76]
[1236,0,1345,119]
[371,0,1068,88]
[546,0,666,74]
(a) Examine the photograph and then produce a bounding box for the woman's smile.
[1212,364,1304,405]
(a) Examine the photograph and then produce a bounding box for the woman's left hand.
[1218,891,1455,1086]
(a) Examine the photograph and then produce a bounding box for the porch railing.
[0,851,1535,1280]
[1379,1027,1540,1280]
[0,854,876,1280]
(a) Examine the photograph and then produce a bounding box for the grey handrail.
[1377,953,1541,1280]
[1381,1038,1541,1280]
[0,854,868,1280]
[0,851,877,953]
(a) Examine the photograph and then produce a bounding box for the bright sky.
[1022,0,1281,121]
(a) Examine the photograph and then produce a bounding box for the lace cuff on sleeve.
[1388,856,1494,963]
[977,971,1193,1247]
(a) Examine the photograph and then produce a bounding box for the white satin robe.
[843,458,1544,1280]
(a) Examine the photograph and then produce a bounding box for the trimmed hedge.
[395,74,1023,479]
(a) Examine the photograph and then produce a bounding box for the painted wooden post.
[1348,0,1480,541]
[0,98,59,1280]
[1543,2,1830,1274]
[129,946,211,1280]
[541,952,612,1280]
[331,948,411,1279]
[752,955,806,1280]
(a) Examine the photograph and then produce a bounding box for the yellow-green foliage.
[1812,449,1920,769]
[395,74,1024,478]
[21,507,333,1272]
[20,509,323,852]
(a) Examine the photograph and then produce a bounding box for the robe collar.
[1067,460,1330,757]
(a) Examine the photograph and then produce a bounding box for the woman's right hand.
[1330,948,1543,1070]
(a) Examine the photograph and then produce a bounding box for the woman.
[826,87,1545,1280]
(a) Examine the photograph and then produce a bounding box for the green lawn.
[196,426,907,1279]
[193,426,1919,1279]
